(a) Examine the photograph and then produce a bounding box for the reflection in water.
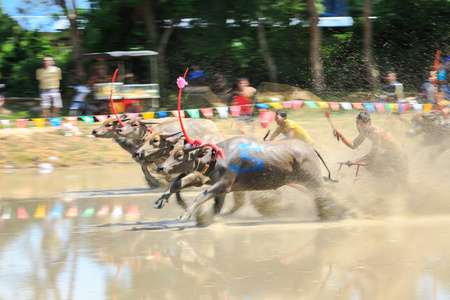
[0,154,450,299]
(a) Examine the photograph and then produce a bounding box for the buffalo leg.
[155,172,210,209]
[195,194,226,227]
[141,162,160,189]
[178,180,232,223]
[154,173,187,209]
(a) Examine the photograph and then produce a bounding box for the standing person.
[36,55,62,118]
[268,110,314,147]
[333,111,408,182]
[186,64,207,86]
[382,71,405,103]
[231,78,256,134]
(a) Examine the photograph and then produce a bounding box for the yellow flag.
[32,118,46,128]
[268,103,283,109]
[142,112,155,119]
[423,103,433,112]
[317,101,329,108]
[34,205,46,218]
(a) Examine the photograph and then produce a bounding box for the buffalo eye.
[152,138,159,144]
[176,152,183,160]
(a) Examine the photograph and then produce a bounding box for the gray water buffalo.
[405,110,450,145]
[156,136,350,222]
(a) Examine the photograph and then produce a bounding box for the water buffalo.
[405,110,450,147]
[156,136,350,222]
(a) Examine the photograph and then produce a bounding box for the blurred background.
[1,0,449,117]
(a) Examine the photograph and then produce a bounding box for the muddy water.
[1,111,450,299]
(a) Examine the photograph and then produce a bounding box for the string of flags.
[1,100,449,129]
[0,203,140,220]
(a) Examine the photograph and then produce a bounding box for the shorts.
[40,89,62,109]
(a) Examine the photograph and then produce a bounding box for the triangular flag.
[65,117,78,126]
[96,205,110,217]
[16,119,29,128]
[80,116,94,123]
[34,205,46,218]
[229,106,241,117]
[111,205,123,217]
[17,206,29,219]
[66,206,78,218]
[352,103,365,110]
[32,118,46,127]
[282,101,292,109]
[292,100,303,109]
[399,103,410,112]
[255,103,269,109]
[126,113,139,119]
[215,107,229,119]
[49,117,62,127]
[1,207,11,219]
[386,103,398,112]
[317,102,329,109]
[329,102,340,111]
[412,103,423,111]
[186,109,200,118]
[0,120,10,128]
[158,111,168,118]
[304,101,318,108]
[83,206,95,217]
[340,102,352,111]
[423,103,433,113]
[200,108,214,118]
[50,204,63,218]
[259,110,275,128]
[363,103,375,112]
[268,102,283,109]
[142,112,155,119]
[171,110,185,118]
[95,115,108,122]
[374,103,386,112]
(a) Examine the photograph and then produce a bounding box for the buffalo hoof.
[153,199,164,209]
[177,213,190,223]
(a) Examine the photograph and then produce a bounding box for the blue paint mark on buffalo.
[230,143,264,173]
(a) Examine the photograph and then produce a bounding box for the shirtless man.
[333,112,408,181]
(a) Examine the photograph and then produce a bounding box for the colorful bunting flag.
[423,103,433,112]
[16,119,28,128]
[82,206,95,217]
[65,117,78,126]
[340,102,352,111]
[80,116,94,123]
[126,113,140,119]
[292,100,303,109]
[142,112,155,119]
[126,205,140,219]
[66,206,78,218]
[268,102,283,109]
[317,102,329,109]
[412,103,423,111]
[352,103,365,110]
[374,103,386,112]
[304,101,318,108]
[1,207,11,219]
[255,103,270,109]
[0,119,10,128]
[215,107,229,119]
[200,108,214,118]
[17,206,29,219]
[49,117,62,127]
[50,204,63,218]
[328,102,340,111]
[32,118,46,127]
[96,205,110,217]
[229,106,241,117]
[282,101,292,109]
[158,111,168,118]
[111,205,123,217]
[363,103,375,112]
[186,109,200,118]
[95,115,108,122]
[171,110,185,118]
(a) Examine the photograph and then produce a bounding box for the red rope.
[110,69,125,127]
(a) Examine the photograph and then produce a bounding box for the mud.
[1,110,449,299]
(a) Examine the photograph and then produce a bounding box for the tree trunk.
[306,0,325,91]
[256,12,278,83]
[141,0,158,42]
[158,23,176,88]
[57,0,83,79]
[362,0,380,90]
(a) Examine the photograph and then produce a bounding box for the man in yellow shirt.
[36,55,62,118]
[268,110,314,146]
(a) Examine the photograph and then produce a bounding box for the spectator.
[382,71,405,103]
[231,78,256,133]
[268,110,314,147]
[87,63,133,89]
[186,65,207,86]
[417,72,436,104]
[36,55,62,118]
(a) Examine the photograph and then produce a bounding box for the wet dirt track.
[1,111,450,300]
